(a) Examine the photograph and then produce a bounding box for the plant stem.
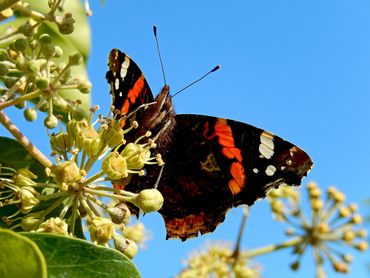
[0,90,42,111]
[243,236,303,258]
[231,207,249,261]
[0,110,54,169]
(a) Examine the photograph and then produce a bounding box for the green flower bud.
[113,234,138,259]
[36,217,68,235]
[57,13,75,35]
[132,189,164,213]
[101,123,124,148]
[20,22,34,37]
[0,62,9,76]
[77,80,92,94]
[39,34,52,45]
[52,96,70,111]
[68,52,83,66]
[25,60,40,76]
[14,38,28,52]
[42,43,56,59]
[88,217,115,245]
[35,76,50,90]
[54,161,82,191]
[121,143,150,170]
[24,108,37,121]
[123,223,145,243]
[21,214,42,231]
[50,132,74,154]
[76,126,101,156]
[108,203,131,224]
[102,152,128,180]
[54,45,64,58]
[14,168,37,187]
[17,186,39,213]
[44,114,58,129]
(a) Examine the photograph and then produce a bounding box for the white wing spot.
[115,78,120,90]
[119,92,123,97]
[265,165,276,176]
[253,168,259,174]
[259,131,275,159]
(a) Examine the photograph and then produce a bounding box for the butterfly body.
[106,48,313,240]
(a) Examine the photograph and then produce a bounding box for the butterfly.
[106,48,313,241]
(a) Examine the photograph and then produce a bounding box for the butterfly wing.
[155,114,312,240]
[106,49,154,117]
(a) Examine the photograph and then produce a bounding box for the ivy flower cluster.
[177,242,261,278]
[0,0,90,128]
[267,182,368,277]
[0,106,164,258]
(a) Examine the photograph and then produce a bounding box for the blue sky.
[86,1,370,277]
[2,0,370,277]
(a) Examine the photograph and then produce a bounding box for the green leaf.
[0,136,44,177]
[23,233,141,278]
[0,229,47,278]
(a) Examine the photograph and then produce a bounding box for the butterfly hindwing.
[156,114,312,240]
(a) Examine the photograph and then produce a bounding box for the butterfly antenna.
[171,65,221,98]
[153,25,167,86]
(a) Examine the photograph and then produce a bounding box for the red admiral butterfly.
[106,48,313,240]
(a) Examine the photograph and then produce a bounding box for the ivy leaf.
[0,229,47,278]
[23,233,141,278]
[0,136,45,177]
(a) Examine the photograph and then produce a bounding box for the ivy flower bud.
[14,168,37,187]
[14,38,28,52]
[35,76,50,90]
[113,234,138,259]
[343,231,355,243]
[121,142,150,170]
[20,21,34,37]
[54,161,82,191]
[77,80,92,94]
[24,108,38,121]
[25,61,40,76]
[42,43,56,59]
[290,261,300,271]
[88,217,115,245]
[21,214,42,231]
[101,123,124,148]
[39,34,52,45]
[68,52,83,66]
[108,202,131,224]
[54,46,64,58]
[102,152,128,180]
[50,132,74,154]
[44,114,58,129]
[57,13,75,34]
[350,214,362,224]
[0,62,9,76]
[18,186,39,213]
[355,241,368,251]
[36,217,68,235]
[333,262,348,273]
[76,123,101,155]
[131,189,164,213]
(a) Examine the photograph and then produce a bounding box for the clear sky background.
[2,1,370,277]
